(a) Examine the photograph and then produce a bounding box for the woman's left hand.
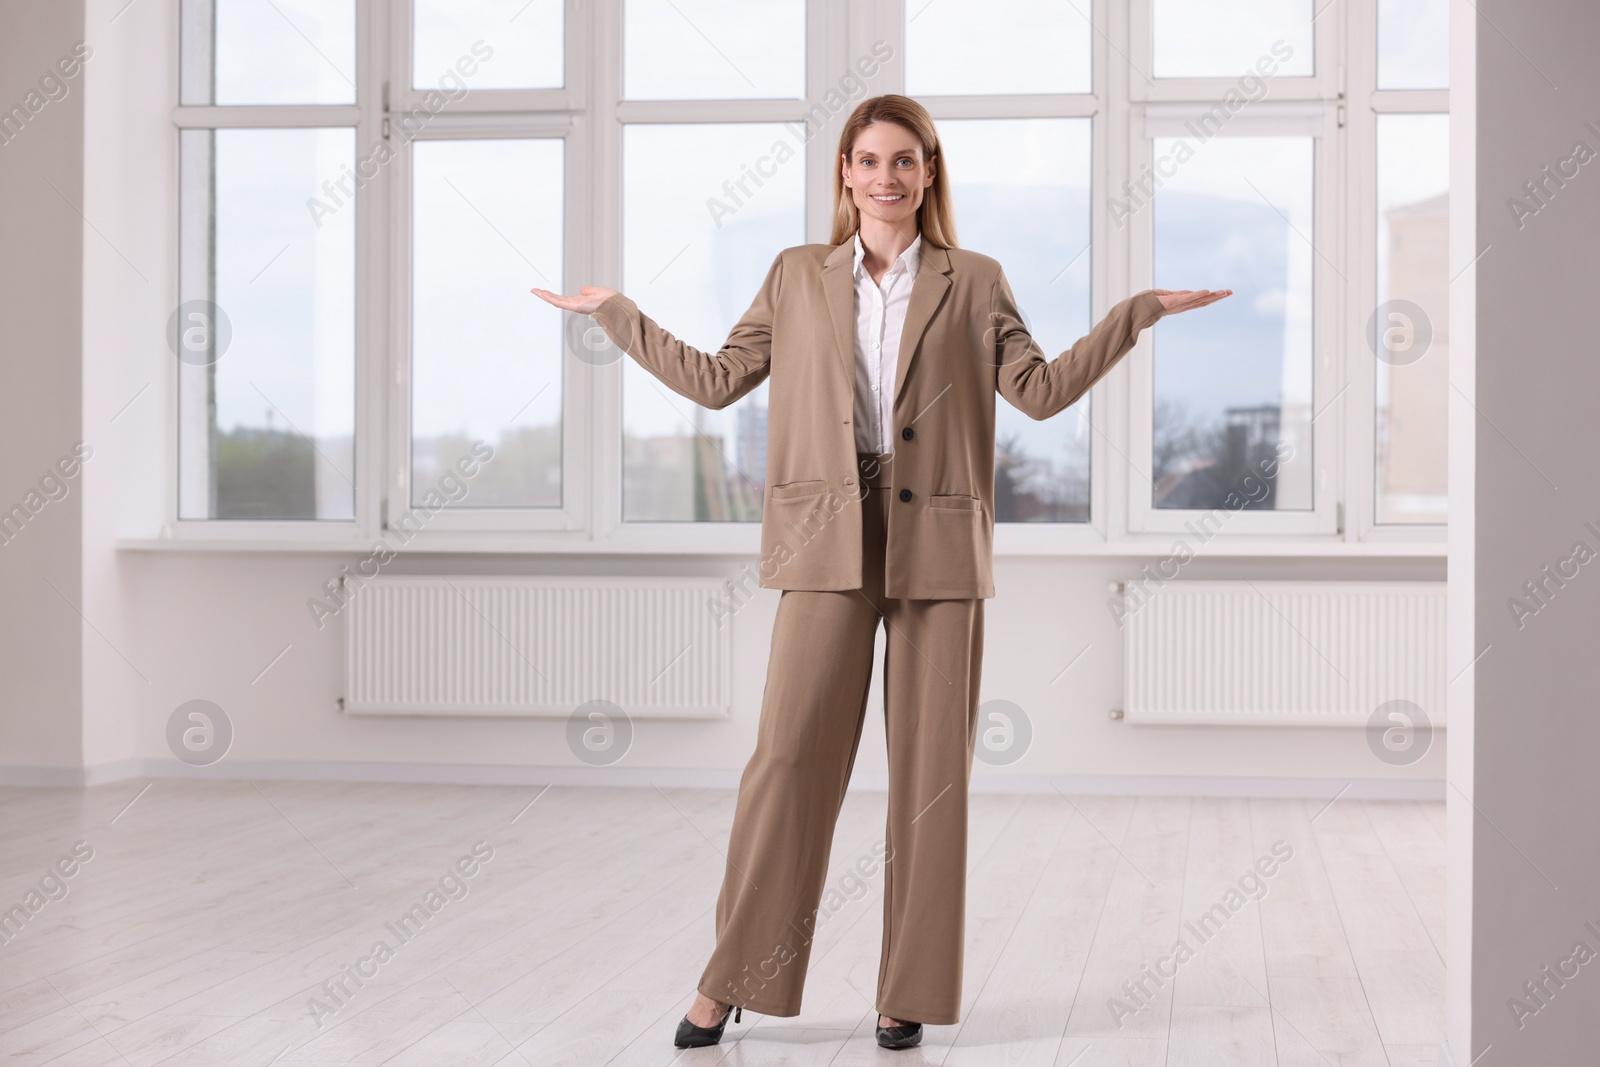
[530,285,619,314]
[1153,289,1233,314]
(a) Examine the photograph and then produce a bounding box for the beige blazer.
[592,239,1166,599]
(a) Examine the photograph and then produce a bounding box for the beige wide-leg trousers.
[697,453,985,1026]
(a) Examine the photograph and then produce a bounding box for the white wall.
[1444,0,1477,1060]
[4,0,1449,796]
[1447,0,1600,1061]
[99,550,1444,788]
[0,0,87,767]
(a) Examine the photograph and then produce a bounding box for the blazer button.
[901,426,915,441]
[899,488,913,502]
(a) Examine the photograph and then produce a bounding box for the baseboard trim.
[975,773,1443,800]
[0,759,145,788]
[0,759,1444,799]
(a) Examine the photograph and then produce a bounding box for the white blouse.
[850,230,922,457]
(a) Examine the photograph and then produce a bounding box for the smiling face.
[841,120,935,231]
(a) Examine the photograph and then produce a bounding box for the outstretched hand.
[530,285,620,315]
[1153,289,1232,314]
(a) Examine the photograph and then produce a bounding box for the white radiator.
[1122,580,1447,726]
[343,576,733,718]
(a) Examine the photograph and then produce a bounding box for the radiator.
[343,576,733,718]
[1121,580,1447,726]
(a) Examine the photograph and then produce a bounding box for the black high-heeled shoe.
[876,1017,922,1049]
[674,1000,741,1048]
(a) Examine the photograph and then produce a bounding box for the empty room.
[2,0,1596,1063]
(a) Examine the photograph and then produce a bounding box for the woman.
[533,94,1228,1051]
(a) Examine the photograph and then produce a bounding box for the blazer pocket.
[770,479,827,500]
[929,493,981,512]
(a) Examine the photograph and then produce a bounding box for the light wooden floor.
[0,782,1445,1066]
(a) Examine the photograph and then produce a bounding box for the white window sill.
[116,531,1447,558]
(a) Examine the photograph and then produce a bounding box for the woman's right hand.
[530,285,620,315]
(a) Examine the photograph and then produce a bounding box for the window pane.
[938,118,1093,521]
[1375,115,1448,524]
[621,124,804,521]
[1152,0,1313,79]
[1378,0,1449,90]
[907,0,1091,96]
[413,0,562,91]
[624,0,804,100]
[412,139,563,509]
[177,128,355,520]
[1151,136,1313,511]
[180,0,356,106]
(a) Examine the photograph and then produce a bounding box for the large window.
[616,0,807,524]
[179,0,357,107]
[410,138,565,509]
[413,0,562,90]
[1150,0,1314,79]
[169,0,1448,549]
[1370,0,1449,530]
[939,118,1094,522]
[1150,136,1314,514]
[176,0,359,521]
[1373,114,1448,525]
[619,122,803,523]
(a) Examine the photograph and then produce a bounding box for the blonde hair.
[829,94,957,249]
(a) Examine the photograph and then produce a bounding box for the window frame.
[156,0,1447,556]
[895,0,1114,553]
[167,0,380,544]
[1124,101,1341,538]
[1347,0,1450,543]
[384,117,590,535]
[384,0,592,535]
[1129,0,1339,101]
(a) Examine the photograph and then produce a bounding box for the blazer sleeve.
[990,265,1167,420]
[588,251,781,411]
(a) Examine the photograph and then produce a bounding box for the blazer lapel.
[893,241,952,407]
[820,239,858,387]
